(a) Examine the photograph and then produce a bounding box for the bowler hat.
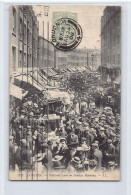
[47,140,53,145]
[60,138,66,143]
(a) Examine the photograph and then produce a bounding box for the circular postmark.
[51,18,82,51]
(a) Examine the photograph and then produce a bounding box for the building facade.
[55,48,100,70]
[37,36,55,69]
[10,5,39,83]
[101,6,121,80]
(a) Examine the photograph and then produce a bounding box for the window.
[27,54,30,67]
[27,28,30,45]
[24,24,26,42]
[30,32,32,45]
[12,47,16,71]
[19,50,22,68]
[12,7,16,33]
[20,18,23,40]
[24,53,26,67]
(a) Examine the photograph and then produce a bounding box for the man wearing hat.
[26,126,33,151]
[42,139,54,170]
[15,139,31,171]
[97,127,107,152]
[68,142,78,160]
[74,121,82,142]
[66,128,79,146]
[104,139,116,168]
[9,135,15,170]
[80,100,87,115]
[91,142,102,171]
[113,134,120,166]
[34,111,41,129]
[83,126,94,147]
[88,159,98,171]
[34,126,45,153]
[81,137,90,158]
[55,125,67,138]
[20,110,28,128]
[28,112,35,131]
[59,138,70,168]
[52,139,61,158]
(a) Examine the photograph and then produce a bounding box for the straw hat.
[72,157,81,164]
[52,155,63,162]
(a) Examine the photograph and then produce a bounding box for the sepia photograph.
[9,5,121,180]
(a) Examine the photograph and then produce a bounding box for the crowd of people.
[9,91,120,174]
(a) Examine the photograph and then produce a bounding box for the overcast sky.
[33,5,106,50]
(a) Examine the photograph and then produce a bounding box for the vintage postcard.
[9,5,121,180]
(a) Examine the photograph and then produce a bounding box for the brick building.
[10,5,39,83]
[37,36,55,69]
[101,6,121,81]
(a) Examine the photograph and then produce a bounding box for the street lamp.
[91,53,94,72]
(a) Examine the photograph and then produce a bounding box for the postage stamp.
[51,18,83,51]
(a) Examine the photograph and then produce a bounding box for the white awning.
[44,90,70,104]
[10,83,28,100]
[15,75,43,91]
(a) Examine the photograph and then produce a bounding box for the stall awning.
[48,68,57,76]
[10,83,28,100]
[42,68,56,77]
[67,67,73,72]
[14,75,43,91]
[44,90,71,104]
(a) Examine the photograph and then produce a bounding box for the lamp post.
[91,53,94,72]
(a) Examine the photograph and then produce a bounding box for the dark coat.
[66,133,79,145]
[9,142,15,170]
[52,146,61,157]
[93,149,102,171]
[59,145,71,167]
[97,134,107,151]
[104,144,116,162]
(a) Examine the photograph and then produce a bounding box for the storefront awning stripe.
[10,83,28,99]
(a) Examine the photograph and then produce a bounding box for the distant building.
[101,6,121,81]
[10,5,39,83]
[55,49,67,69]
[55,48,100,70]
[67,49,88,68]
[37,36,55,69]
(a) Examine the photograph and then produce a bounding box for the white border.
[0,1,131,195]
